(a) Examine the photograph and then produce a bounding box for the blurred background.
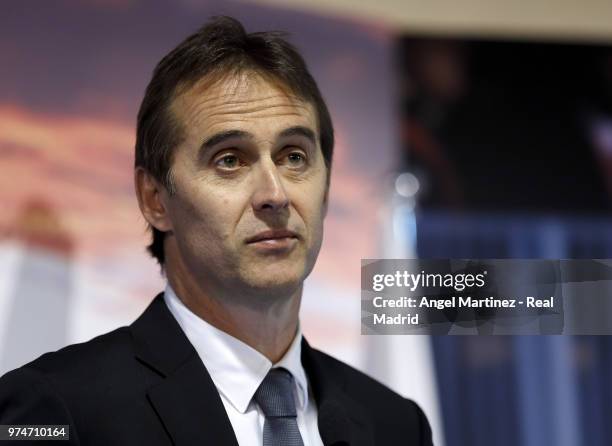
[2,1,612,445]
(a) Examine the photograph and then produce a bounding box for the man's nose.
[251,161,290,212]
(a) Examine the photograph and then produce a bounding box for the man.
[0,17,433,445]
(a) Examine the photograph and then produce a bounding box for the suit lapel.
[130,294,374,446]
[301,339,375,446]
[130,293,239,446]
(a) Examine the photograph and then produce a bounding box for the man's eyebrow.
[278,126,316,144]
[201,130,253,151]
[199,126,316,158]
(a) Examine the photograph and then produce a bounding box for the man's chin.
[247,276,302,295]
[238,267,304,297]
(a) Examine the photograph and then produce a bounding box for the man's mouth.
[245,229,299,245]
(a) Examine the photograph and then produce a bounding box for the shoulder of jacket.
[9,326,132,377]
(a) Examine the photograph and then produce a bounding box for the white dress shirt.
[164,285,324,446]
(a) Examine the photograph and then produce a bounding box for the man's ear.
[322,180,330,218]
[134,167,173,232]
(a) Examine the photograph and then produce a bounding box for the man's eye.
[285,152,306,167]
[215,154,241,169]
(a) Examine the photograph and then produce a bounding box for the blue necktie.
[254,368,305,446]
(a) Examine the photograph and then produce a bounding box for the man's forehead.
[170,71,317,133]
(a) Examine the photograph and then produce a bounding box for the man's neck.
[166,271,302,364]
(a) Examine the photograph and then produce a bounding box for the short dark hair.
[135,16,334,268]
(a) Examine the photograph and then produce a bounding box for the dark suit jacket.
[0,293,433,445]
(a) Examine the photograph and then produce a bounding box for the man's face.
[161,72,328,300]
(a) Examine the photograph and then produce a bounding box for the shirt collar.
[163,284,309,414]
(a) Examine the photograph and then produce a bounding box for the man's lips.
[245,229,299,244]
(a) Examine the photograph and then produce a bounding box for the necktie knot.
[254,368,297,418]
